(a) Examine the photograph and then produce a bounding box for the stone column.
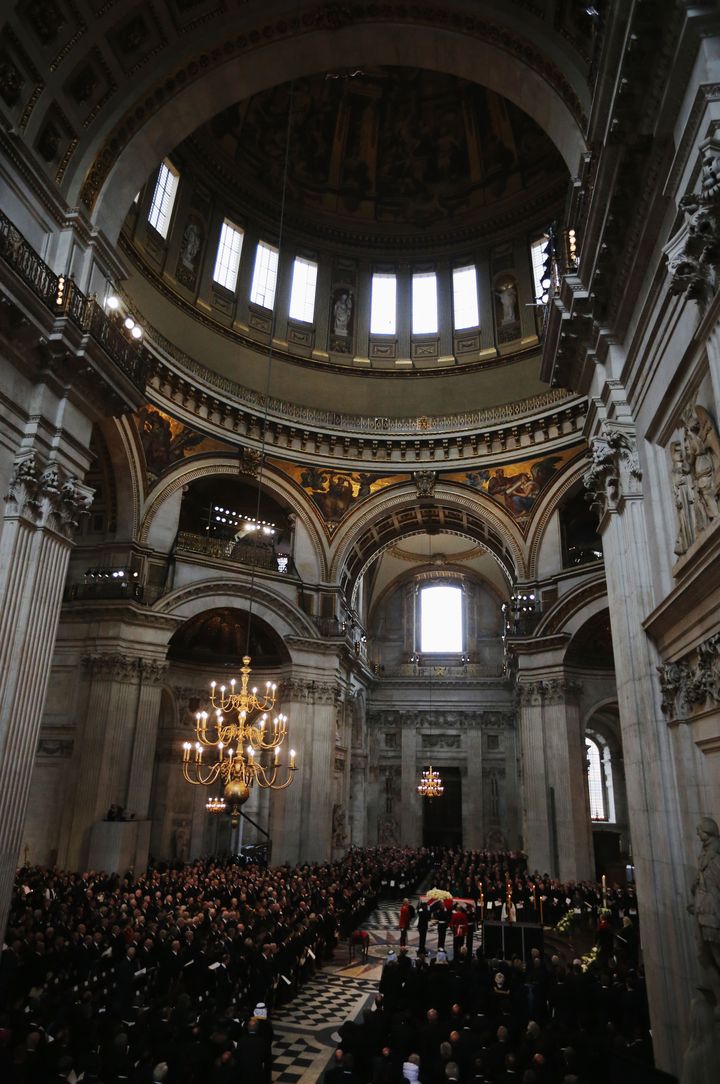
[463,726,484,848]
[0,453,93,939]
[64,653,167,871]
[301,680,337,863]
[543,680,594,882]
[268,679,310,866]
[516,682,552,873]
[584,419,696,1074]
[400,720,421,845]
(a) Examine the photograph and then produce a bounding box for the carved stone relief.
[658,632,720,721]
[6,452,94,539]
[671,404,720,557]
[584,422,642,518]
[420,732,461,749]
[664,137,720,306]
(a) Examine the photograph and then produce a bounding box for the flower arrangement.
[425,888,453,901]
[580,945,600,972]
[553,910,575,935]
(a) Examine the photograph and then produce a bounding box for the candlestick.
[602,874,607,907]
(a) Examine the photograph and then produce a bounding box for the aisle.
[271,898,413,1084]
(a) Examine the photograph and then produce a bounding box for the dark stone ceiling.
[183,66,567,246]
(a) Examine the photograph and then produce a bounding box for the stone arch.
[76,13,587,239]
[331,483,527,602]
[137,455,328,578]
[153,578,318,651]
[525,455,590,579]
[533,570,607,642]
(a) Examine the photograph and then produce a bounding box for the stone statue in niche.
[176,216,204,290]
[332,803,346,846]
[688,817,720,1007]
[494,274,521,345]
[329,287,355,353]
[672,404,720,556]
[683,816,720,1082]
[174,822,190,862]
[378,814,398,845]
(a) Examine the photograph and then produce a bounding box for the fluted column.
[543,680,593,882]
[516,681,552,873]
[301,680,337,863]
[400,720,421,845]
[0,453,93,939]
[126,662,169,818]
[464,726,484,848]
[585,420,695,1075]
[268,679,310,865]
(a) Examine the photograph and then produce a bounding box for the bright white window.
[147,160,179,239]
[213,219,244,292]
[289,257,318,323]
[452,265,479,330]
[412,272,438,335]
[530,235,549,303]
[586,737,606,820]
[370,272,397,335]
[420,584,463,653]
[250,241,279,309]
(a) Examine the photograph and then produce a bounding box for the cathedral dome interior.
[2,3,720,1080]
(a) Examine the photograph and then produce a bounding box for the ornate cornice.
[5,452,94,541]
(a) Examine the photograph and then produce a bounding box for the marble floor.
[271,898,416,1083]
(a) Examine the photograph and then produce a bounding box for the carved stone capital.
[544,678,583,705]
[5,452,94,539]
[664,137,720,306]
[584,422,642,517]
[659,631,720,720]
[516,681,545,706]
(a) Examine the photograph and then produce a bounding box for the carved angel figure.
[671,440,695,555]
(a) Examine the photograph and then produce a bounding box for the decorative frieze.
[584,422,642,517]
[368,709,514,730]
[36,738,73,757]
[658,631,720,720]
[5,452,94,539]
[82,654,168,682]
[421,733,461,749]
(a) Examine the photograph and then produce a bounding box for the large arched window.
[419,583,463,653]
[586,735,616,822]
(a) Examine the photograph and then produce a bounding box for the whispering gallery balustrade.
[0,209,149,392]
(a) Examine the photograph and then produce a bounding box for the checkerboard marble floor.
[271,898,403,1084]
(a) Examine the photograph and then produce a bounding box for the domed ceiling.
[185,66,567,246]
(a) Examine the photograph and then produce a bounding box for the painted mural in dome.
[194,67,566,232]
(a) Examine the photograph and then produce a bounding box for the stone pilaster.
[0,453,93,939]
[516,681,552,872]
[301,680,338,863]
[463,727,484,849]
[585,419,696,1073]
[268,679,310,866]
[543,680,594,882]
[400,722,421,845]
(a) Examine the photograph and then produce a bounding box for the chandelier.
[182,655,296,826]
[417,764,444,799]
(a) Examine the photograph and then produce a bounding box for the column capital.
[658,631,720,721]
[584,421,642,519]
[6,452,94,539]
[516,681,546,706]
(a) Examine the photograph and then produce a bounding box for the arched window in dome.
[289,257,318,323]
[419,583,463,653]
[370,271,397,335]
[251,241,279,309]
[213,219,244,292]
[148,159,179,239]
[586,735,615,822]
[530,234,550,304]
[412,271,438,335]
[452,265,479,330]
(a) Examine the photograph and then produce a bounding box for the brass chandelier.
[182,655,296,826]
[417,764,444,799]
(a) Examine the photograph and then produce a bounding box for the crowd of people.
[0,848,429,1083]
[327,849,648,1084]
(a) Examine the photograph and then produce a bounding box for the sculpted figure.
[682,406,720,533]
[671,440,695,555]
[688,817,720,1014]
